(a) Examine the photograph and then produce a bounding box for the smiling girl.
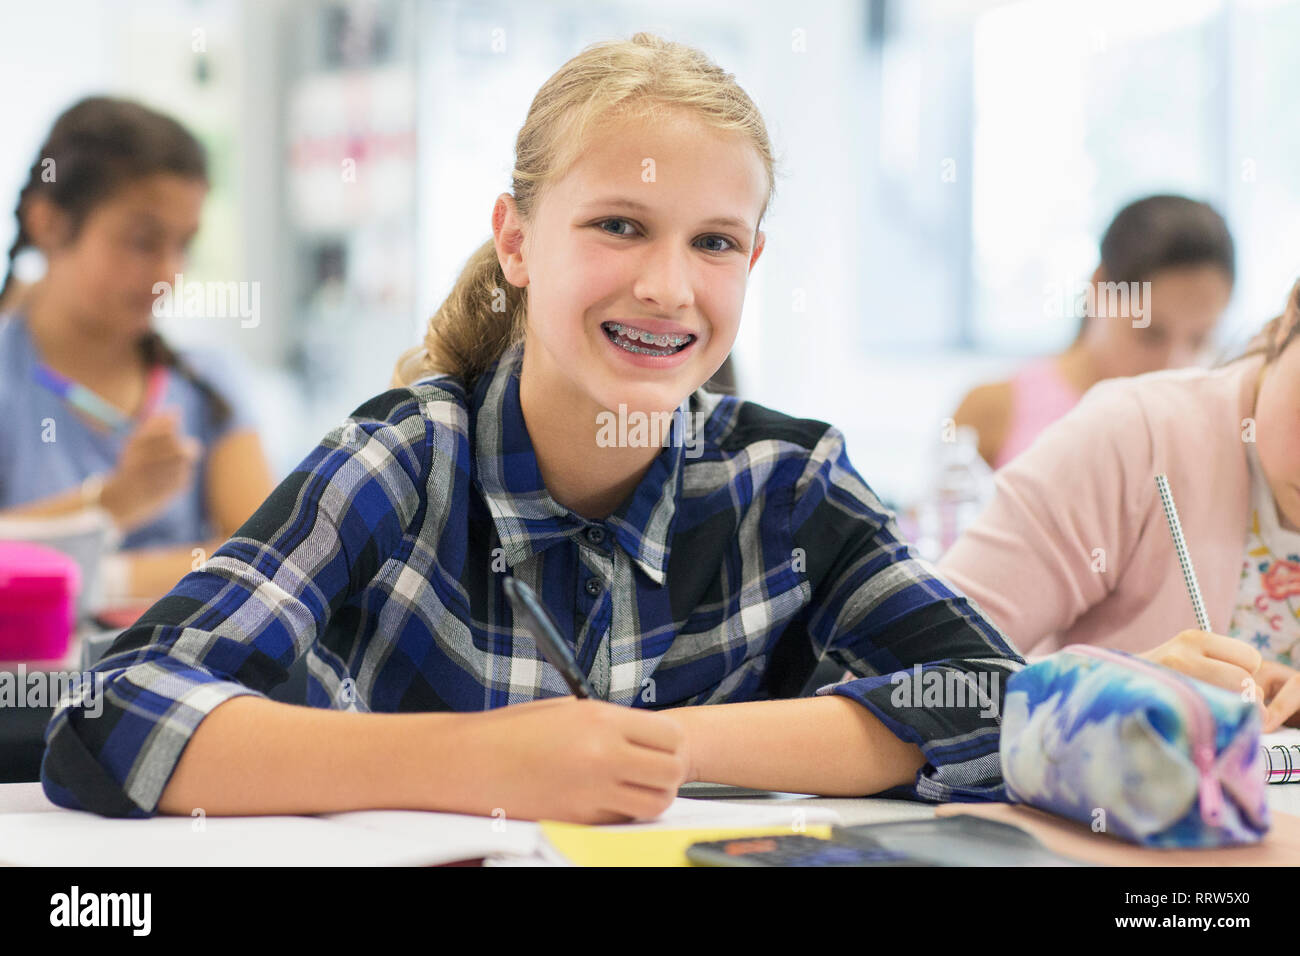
[44,35,1023,822]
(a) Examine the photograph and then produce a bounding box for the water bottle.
[909,425,994,561]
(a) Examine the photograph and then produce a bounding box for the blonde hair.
[391,32,779,389]
[1228,277,1300,366]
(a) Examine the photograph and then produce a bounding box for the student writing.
[940,279,1300,730]
[43,34,1024,823]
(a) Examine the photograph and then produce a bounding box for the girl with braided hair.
[0,97,274,603]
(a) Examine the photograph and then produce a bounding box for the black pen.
[502,575,597,699]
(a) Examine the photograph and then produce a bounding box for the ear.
[22,195,73,253]
[748,229,765,271]
[491,193,529,289]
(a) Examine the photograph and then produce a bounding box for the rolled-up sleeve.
[40,387,434,817]
[792,427,1025,803]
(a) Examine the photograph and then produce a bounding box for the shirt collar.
[471,341,690,585]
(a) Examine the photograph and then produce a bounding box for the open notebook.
[0,795,840,867]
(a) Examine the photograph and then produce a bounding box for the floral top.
[1228,444,1300,665]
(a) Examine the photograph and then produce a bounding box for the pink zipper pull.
[1195,745,1225,824]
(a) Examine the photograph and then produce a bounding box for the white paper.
[321,809,542,864]
[0,810,444,867]
[627,795,842,830]
[0,789,841,867]
[1262,728,1300,748]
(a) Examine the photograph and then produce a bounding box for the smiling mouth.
[601,322,696,356]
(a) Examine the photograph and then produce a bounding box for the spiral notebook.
[1263,729,1300,784]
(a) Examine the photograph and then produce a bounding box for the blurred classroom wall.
[1,0,1297,506]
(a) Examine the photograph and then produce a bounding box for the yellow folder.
[538,822,834,867]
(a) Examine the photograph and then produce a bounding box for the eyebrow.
[126,212,198,237]
[576,197,753,233]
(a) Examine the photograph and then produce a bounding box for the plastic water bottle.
[910,425,994,561]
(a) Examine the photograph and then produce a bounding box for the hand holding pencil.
[1138,474,1269,719]
[1133,473,1300,730]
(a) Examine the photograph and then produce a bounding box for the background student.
[43,34,1023,823]
[953,194,1235,469]
[0,97,275,602]
[939,279,1300,730]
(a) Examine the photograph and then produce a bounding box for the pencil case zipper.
[1062,644,1225,826]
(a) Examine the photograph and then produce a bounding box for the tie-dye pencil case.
[999,644,1269,848]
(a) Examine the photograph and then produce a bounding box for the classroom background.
[2,0,1297,509]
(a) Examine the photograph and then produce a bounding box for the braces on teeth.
[605,322,693,348]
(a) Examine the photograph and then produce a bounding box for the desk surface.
[8,781,1300,820]
[5,782,1298,866]
[0,781,939,867]
[0,781,937,825]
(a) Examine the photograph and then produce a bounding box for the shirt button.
[585,578,602,597]
[585,526,606,546]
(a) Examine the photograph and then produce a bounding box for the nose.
[156,243,187,287]
[632,239,694,314]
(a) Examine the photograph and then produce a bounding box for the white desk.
[8,781,1298,822]
[0,780,935,868]
[0,780,937,821]
[4,781,1295,865]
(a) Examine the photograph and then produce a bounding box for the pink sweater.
[939,355,1264,657]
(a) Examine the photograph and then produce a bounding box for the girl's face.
[1087,264,1232,378]
[1255,306,1300,532]
[40,173,206,340]
[501,109,767,417]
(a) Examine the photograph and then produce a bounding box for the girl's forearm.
[155,692,928,817]
[0,487,93,522]
[158,695,476,816]
[120,536,227,600]
[670,695,927,796]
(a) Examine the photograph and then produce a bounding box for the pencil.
[1154,473,1212,633]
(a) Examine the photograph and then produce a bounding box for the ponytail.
[392,239,526,387]
[140,330,232,429]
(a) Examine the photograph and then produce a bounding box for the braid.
[0,172,41,310]
[138,330,232,430]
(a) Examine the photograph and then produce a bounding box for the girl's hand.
[101,409,201,531]
[461,697,690,825]
[1140,629,1263,696]
[1255,660,1300,732]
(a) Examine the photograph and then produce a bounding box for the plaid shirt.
[43,341,1024,817]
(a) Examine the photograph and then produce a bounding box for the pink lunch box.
[0,541,80,661]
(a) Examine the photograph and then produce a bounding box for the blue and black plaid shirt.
[42,341,1024,817]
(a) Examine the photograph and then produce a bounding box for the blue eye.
[698,235,735,253]
[597,218,637,237]
[595,218,737,253]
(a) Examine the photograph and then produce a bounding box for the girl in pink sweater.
[939,279,1300,731]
